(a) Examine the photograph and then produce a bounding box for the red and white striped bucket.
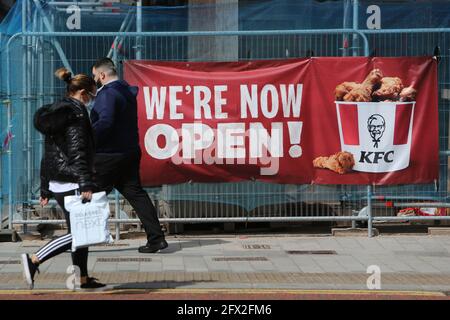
[336,101,415,173]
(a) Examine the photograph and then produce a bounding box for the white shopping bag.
[64,191,113,251]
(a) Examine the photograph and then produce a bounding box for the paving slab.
[1,235,450,292]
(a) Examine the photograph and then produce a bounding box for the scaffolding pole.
[107,7,134,59]
[32,0,74,75]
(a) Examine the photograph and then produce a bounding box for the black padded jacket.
[34,97,95,199]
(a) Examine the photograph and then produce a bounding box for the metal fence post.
[367,185,373,238]
[342,0,351,57]
[5,32,17,230]
[6,99,12,230]
[38,15,44,162]
[352,0,359,56]
[115,189,120,241]
[136,0,143,60]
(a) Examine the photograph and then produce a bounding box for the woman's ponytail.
[55,67,72,84]
[54,67,95,95]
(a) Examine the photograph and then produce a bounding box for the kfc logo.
[367,114,385,148]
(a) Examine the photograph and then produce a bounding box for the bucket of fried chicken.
[332,69,417,173]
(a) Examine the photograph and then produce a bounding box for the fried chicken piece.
[342,69,383,102]
[362,68,383,88]
[343,86,372,102]
[372,77,404,101]
[313,151,355,174]
[399,86,417,102]
[335,82,359,101]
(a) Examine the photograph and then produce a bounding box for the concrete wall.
[188,0,238,61]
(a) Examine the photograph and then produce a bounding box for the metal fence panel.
[1,27,449,237]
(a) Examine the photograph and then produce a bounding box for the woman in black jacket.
[21,68,105,290]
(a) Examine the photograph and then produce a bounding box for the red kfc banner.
[123,57,439,186]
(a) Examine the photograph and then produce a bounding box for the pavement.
[1,233,450,298]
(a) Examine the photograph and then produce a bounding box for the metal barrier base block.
[332,228,379,237]
[428,227,450,236]
[0,230,20,242]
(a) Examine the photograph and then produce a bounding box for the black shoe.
[80,277,106,289]
[138,239,168,253]
[21,253,40,290]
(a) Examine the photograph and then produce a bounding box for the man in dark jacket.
[91,58,167,253]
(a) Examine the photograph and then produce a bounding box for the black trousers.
[94,149,164,243]
[34,190,89,277]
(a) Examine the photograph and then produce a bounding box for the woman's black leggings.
[33,190,89,277]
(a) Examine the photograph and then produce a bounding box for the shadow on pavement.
[91,239,229,254]
[112,281,216,290]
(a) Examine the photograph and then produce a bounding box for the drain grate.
[0,260,20,265]
[213,257,268,262]
[286,250,337,255]
[97,257,152,262]
[242,244,271,249]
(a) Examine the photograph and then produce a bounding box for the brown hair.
[55,67,96,95]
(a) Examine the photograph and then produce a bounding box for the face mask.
[84,90,96,109]
[86,99,95,110]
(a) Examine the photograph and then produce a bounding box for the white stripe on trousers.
[36,234,72,260]
[35,233,72,256]
[35,234,72,260]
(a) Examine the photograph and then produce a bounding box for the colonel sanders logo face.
[367,114,385,148]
